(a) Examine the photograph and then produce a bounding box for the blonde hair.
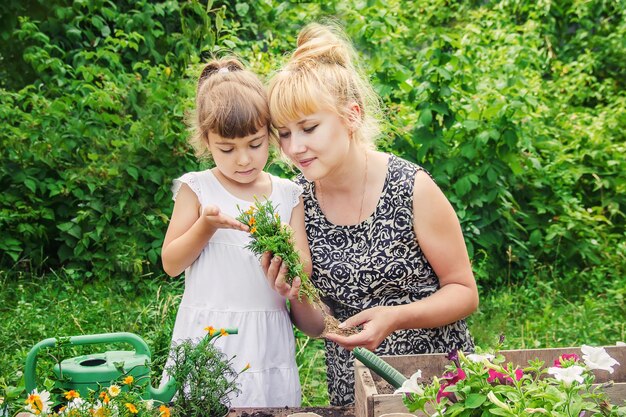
[189,58,275,159]
[268,23,382,148]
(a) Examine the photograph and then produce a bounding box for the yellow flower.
[250,227,257,234]
[125,403,138,414]
[159,405,171,417]
[204,326,216,336]
[123,376,134,385]
[249,217,256,225]
[107,385,121,398]
[220,328,229,336]
[164,67,172,77]
[64,390,80,400]
[242,363,251,372]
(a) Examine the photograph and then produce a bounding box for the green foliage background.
[1,0,625,408]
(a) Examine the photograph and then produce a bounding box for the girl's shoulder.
[171,169,214,201]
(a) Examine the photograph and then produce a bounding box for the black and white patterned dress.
[295,154,474,406]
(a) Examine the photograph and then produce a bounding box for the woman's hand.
[202,205,249,232]
[260,253,302,301]
[324,305,397,351]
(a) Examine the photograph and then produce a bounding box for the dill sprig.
[237,198,321,305]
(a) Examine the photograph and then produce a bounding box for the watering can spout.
[149,379,178,404]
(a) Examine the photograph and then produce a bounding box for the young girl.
[161,58,318,407]
[262,24,479,405]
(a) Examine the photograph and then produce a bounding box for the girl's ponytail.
[197,59,245,91]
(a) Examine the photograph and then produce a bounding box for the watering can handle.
[353,346,407,389]
[24,332,150,394]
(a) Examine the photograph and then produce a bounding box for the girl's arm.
[325,170,479,350]
[161,184,248,277]
[262,197,325,337]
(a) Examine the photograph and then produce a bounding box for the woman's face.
[276,110,351,181]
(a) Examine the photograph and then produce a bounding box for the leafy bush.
[1,0,624,288]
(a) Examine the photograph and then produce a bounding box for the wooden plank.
[605,384,626,405]
[355,361,377,417]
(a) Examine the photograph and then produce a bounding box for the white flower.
[548,365,585,386]
[25,389,52,415]
[581,345,620,373]
[144,399,154,410]
[66,398,85,410]
[108,385,121,397]
[524,408,548,414]
[466,353,495,362]
[394,370,425,396]
[487,391,511,411]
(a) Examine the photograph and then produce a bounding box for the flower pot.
[354,345,626,417]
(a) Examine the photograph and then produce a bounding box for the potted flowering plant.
[164,327,248,417]
[395,344,626,417]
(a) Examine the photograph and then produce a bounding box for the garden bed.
[231,406,354,417]
[354,346,626,417]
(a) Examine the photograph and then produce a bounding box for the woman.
[261,23,479,406]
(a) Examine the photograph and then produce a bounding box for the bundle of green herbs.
[237,199,356,336]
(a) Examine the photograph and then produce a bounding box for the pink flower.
[487,366,523,385]
[553,353,580,368]
[436,368,466,403]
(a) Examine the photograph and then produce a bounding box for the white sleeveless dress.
[166,169,302,407]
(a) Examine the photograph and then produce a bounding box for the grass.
[1,268,624,408]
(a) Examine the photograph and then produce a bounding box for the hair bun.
[292,23,352,69]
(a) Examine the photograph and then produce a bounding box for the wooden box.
[355,346,626,417]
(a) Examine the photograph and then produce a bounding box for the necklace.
[317,150,369,224]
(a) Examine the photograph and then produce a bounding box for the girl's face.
[276,110,351,181]
[207,126,270,185]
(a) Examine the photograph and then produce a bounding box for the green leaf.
[24,178,37,193]
[235,3,250,16]
[419,109,433,126]
[465,393,487,408]
[126,166,139,180]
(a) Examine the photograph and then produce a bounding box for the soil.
[321,314,360,337]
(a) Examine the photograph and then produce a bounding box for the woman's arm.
[161,184,248,277]
[325,170,479,350]
[261,197,325,337]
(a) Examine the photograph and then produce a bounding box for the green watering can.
[24,329,238,402]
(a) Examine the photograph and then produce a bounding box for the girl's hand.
[324,306,397,351]
[261,253,301,301]
[202,205,249,232]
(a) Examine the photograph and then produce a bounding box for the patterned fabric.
[295,154,474,406]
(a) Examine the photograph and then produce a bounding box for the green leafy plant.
[397,345,625,417]
[165,327,247,417]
